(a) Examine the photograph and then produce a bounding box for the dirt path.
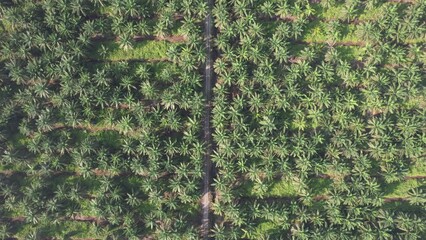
[201,0,214,238]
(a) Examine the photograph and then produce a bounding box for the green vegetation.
[384,179,426,198]
[238,178,299,197]
[312,2,394,21]
[12,221,106,239]
[409,162,426,176]
[0,0,425,239]
[252,221,280,239]
[268,178,299,197]
[93,40,177,61]
[303,21,359,43]
[211,0,426,239]
[0,0,204,238]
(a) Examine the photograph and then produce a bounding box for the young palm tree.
[118,33,133,51]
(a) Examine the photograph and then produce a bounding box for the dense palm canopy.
[0,0,425,239]
[0,0,205,238]
[210,0,426,239]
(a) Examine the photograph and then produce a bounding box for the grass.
[405,94,426,110]
[311,2,404,22]
[357,5,388,21]
[405,37,426,44]
[408,161,426,177]
[261,13,425,47]
[239,177,332,198]
[98,6,183,35]
[383,179,425,198]
[247,176,425,238]
[12,220,107,239]
[336,45,366,61]
[239,174,425,201]
[313,3,347,20]
[303,20,362,43]
[268,178,299,197]
[91,40,177,61]
[250,221,281,239]
[79,199,99,216]
[85,61,179,83]
[238,178,299,197]
[336,44,426,65]
[267,2,394,23]
[0,18,14,32]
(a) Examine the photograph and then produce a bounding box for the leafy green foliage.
[211,0,426,239]
[0,0,205,238]
[0,0,425,239]
[92,40,176,60]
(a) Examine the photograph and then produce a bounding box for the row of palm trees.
[210,0,426,238]
[1,0,424,238]
[213,0,425,44]
[0,0,207,239]
[213,200,426,239]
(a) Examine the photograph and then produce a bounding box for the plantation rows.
[0,0,206,238]
[0,0,425,239]
[210,0,426,239]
